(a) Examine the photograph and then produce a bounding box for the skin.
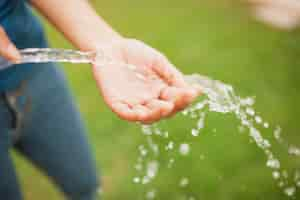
[1,0,201,124]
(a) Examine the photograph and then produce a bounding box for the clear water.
[12,48,300,199]
[137,74,300,199]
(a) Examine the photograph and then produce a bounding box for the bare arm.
[30,0,122,51]
[30,0,200,123]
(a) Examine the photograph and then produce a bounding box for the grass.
[14,0,300,199]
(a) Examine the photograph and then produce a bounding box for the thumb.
[0,26,20,63]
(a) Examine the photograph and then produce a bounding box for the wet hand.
[92,38,201,123]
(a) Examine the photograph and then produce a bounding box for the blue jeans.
[0,63,99,200]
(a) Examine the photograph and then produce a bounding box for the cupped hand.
[92,38,201,123]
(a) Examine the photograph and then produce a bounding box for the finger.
[0,27,20,63]
[152,99,174,117]
[160,87,198,113]
[111,102,138,122]
[143,99,173,123]
[180,87,199,108]
[143,101,162,123]
[152,54,187,87]
[191,84,203,96]
[160,86,182,104]
[132,105,151,121]
[173,88,199,112]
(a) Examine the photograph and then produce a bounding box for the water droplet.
[195,100,208,110]
[191,129,199,137]
[139,145,148,157]
[146,189,156,199]
[147,160,159,179]
[246,107,255,116]
[284,186,296,197]
[141,149,148,156]
[188,196,196,200]
[142,125,152,135]
[241,119,250,126]
[190,113,197,118]
[288,145,300,156]
[142,176,150,185]
[135,73,298,196]
[272,171,280,179]
[167,158,175,168]
[154,127,162,136]
[240,97,255,106]
[266,158,280,169]
[133,177,140,183]
[197,112,206,130]
[250,127,270,149]
[179,143,190,156]
[255,116,262,124]
[273,126,281,140]
[263,122,269,128]
[163,131,169,138]
[147,137,159,155]
[182,110,188,116]
[165,141,174,150]
[179,177,189,187]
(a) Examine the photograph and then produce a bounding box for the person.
[248,0,300,30]
[0,0,200,199]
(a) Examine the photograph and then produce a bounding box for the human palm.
[92,39,200,123]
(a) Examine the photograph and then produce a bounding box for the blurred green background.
[13,0,300,199]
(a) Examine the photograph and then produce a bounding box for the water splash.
[179,177,189,188]
[137,74,300,198]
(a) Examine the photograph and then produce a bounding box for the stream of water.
[137,76,300,199]
[10,48,300,199]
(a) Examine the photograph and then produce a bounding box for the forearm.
[30,0,122,51]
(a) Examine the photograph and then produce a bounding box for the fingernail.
[7,44,21,63]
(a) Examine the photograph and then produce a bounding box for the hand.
[0,26,20,63]
[92,38,201,124]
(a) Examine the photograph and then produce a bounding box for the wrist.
[82,33,124,52]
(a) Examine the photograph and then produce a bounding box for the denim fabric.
[0,0,18,20]
[0,0,48,91]
[0,63,100,200]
